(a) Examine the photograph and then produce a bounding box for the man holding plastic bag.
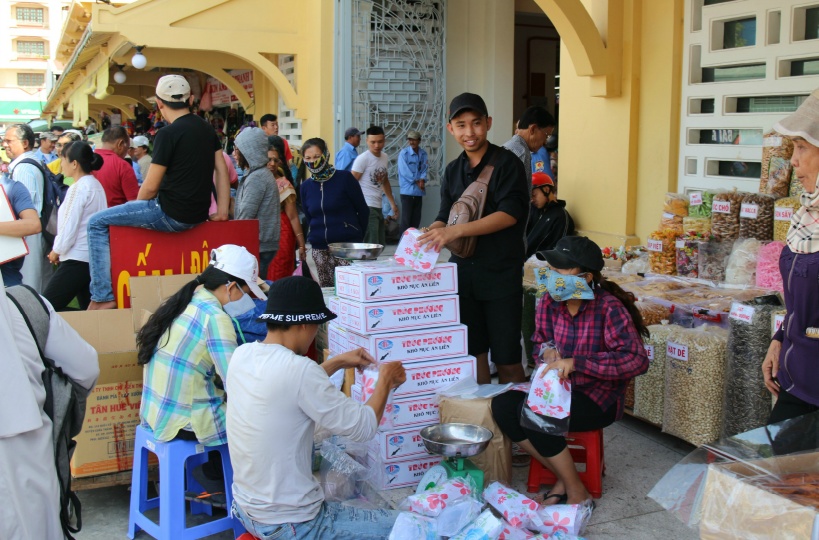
[226,276,406,539]
[491,236,650,505]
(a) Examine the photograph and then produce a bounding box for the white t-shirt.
[226,342,378,525]
[351,150,390,208]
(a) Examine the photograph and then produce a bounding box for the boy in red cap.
[526,172,574,258]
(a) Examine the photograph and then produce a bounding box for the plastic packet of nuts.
[633,323,681,426]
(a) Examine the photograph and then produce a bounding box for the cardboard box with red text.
[354,356,476,400]
[335,261,458,303]
[328,294,460,334]
[364,453,442,490]
[367,426,431,463]
[328,323,468,364]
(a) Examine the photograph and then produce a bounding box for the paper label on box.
[645,344,655,362]
[689,191,703,206]
[729,302,756,324]
[712,200,731,214]
[763,136,783,147]
[336,324,469,364]
[370,455,443,489]
[368,427,430,462]
[335,262,458,303]
[647,239,664,252]
[334,295,460,334]
[391,396,440,429]
[398,357,477,398]
[740,203,759,219]
[775,206,794,222]
[667,341,689,361]
[675,240,686,249]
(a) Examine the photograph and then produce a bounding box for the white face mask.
[223,284,256,317]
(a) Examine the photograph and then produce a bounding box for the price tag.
[712,200,732,214]
[689,191,703,206]
[645,344,655,362]
[773,314,785,336]
[763,136,783,147]
[775,206,794,222]
[740,203,759,219]
[675,240,686,249]
[667,341,689,361]
[647,239,664,252]
[729,302,756,324]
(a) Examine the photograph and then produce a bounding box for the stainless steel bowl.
[328,242,384,260]
[419,423,494,458]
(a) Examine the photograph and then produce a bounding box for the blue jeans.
[232,500,398,540]
[88,199,197,302]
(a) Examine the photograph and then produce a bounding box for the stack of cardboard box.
[329,261,477,489]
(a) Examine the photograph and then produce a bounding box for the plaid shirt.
[140,288,238,445]
[532,290,648,418]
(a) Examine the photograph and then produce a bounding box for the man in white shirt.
[227,276,405,539]
[351,126,399,245]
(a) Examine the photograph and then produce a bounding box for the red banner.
[109,220,260,308]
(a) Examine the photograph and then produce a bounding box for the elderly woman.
[762,88,819,423]
[492,236,649,505]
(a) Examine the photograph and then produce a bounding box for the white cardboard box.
[356,356,477,400]
[335,262,458,303]
[365,453,442,490]
[367,427,430,463]
[328,295,460,334]
[328,323,468,364]
[352,390,440,431]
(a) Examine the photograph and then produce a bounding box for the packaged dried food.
[646,230,678,275]
[773,197,800,242]
[759,131,794,198]
[635,300,672,326]
[624,379,635,411]
[689,189,720,218]
[698,240,733,282]
[722,303,780,437]
[659,213,683,236]
[738,193,775,241]
[724,238,763,286]
[675,231,712,279]
[756,241,785,292]
[633,324,680,426]
[711,190,745,242]
[662,325,729,446]
[790,168,805,198]
[664,192,689,217]
[622,277,690,298]
[682,216,711,236]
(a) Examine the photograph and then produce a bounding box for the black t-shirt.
[152,113,221,224]
[436,144,529,294]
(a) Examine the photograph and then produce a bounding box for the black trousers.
[768,388,819,425]
[400,194,423,236]
[492,390,617,458]
[42,259,91,311]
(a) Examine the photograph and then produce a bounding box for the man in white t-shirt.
[351,125,399,245]
[226,276,406,540]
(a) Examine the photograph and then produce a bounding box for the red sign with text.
[109,220,260,308]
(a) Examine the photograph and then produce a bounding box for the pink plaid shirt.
[532,289,649,418]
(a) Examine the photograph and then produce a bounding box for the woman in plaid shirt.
[492,236,649,506]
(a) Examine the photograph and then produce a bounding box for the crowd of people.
[2,72,818,540]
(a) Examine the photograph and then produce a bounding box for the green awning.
[0,100,42,122]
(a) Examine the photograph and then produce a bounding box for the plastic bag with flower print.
[400,476,476,517]
[499,520,538,539]
[532,500,594,537]
[483,482,543,530]
[393,228,438,273]
[520,364,571,437]
[435,497,485,537]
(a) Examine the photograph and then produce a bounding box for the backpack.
[6,285,87,540]
[18,158,62,250]
[444,154,497,259]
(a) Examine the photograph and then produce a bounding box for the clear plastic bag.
[633,324,680,426]
[698,240,733,282]
[647,229,678,275]
[738,193,775,241]
[388,511,438,540]
[756,241,786,292]
[711,190,745,242]
[532,500,594,536]
[759,130,794,198]
[773,197,800,242]
[725,238,763,286]
[319,439,372,502]
[520,364,571,437]
[449,508,504,540]
[621,255,650,275]
[400,476,477,517]
[435,497,485,537]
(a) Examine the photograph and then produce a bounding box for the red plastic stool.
[526,429,605,498]
[237,534,258,540]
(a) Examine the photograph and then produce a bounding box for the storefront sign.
[207,69,255,106]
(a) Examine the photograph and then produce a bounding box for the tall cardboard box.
[61,309,142,478]
[128,274,196,332]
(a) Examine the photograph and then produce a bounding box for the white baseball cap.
[155,74,191,103]
[209,244,267,300]
[130,135,150,148]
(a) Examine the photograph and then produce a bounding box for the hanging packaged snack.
[722,301,781,438]
[660,213,684,236]
[710,190,745,241]
[676,231,712,278]
[758,131,794,198]
[662,325,729,447]
[647,229,678,275]
[697,240,733,282]
[633,323,680,426]
[682,216,711,236]
[688,190,719,218]
[789,168,805,198]
[635,300,672,326]
[773,197,800,241]
[664,192,690,217]
[724,238,763,286]
[738,193,775,241]
[756,241,786,292]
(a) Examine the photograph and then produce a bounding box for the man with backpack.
[0,277,99,539]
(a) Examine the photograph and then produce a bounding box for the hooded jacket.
[235,128,281,253]
[525,200,575,259]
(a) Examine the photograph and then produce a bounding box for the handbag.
[444,154,496,258]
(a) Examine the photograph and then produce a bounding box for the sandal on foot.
[541,491,568,506]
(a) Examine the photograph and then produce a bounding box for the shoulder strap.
[18,158,50,203]
[6,284,50,360]
[473,148,500,188]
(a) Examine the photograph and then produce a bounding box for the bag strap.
[472,149,498,189]
[6,284,50,360]
[18,158,50,206]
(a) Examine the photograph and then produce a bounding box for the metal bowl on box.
[328,242,384,261]
[419,423,493,458]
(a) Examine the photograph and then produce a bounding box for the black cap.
[448,92,488,121]
[256,276,337,326]
[536,236,604,272]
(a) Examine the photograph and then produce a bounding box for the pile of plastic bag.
[388,479,592,540]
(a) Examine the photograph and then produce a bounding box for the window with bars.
[17,73,45,87]
[16,7,44,24]
[17,41,46,57]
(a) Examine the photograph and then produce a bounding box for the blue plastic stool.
[128,425,245,539]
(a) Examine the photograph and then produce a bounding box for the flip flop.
[541,491,568,506]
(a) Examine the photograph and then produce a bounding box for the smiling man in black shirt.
[419,93,529,383]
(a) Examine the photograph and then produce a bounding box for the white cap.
[130,135,150,148]
[155,74,191,103]
[209,244,267,300]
